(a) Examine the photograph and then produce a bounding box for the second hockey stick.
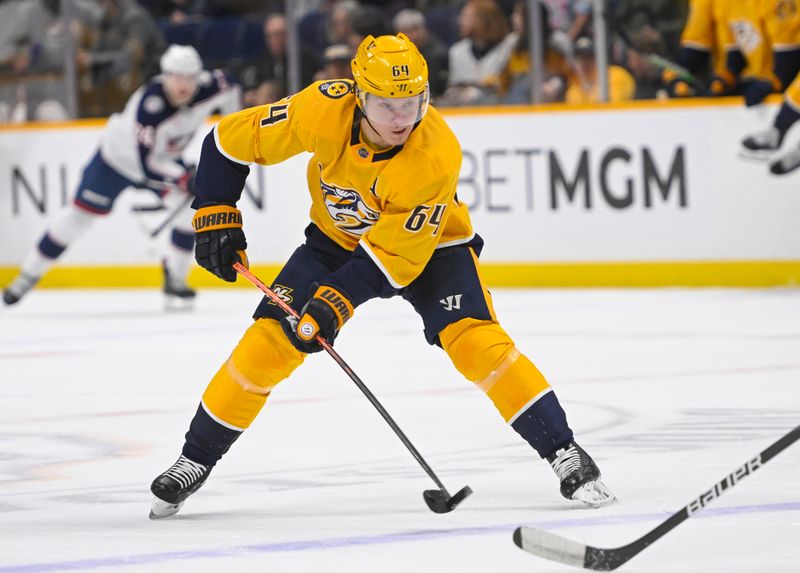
[513,423,800,570]
[232,262,472,514]
[132,193,194,239]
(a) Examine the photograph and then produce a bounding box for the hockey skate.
[769,146,800,176]
[740,127,783,161]
[547,442,617,508]
[149,455,212,519]
[2,273,40,306]
[162,261,196,310]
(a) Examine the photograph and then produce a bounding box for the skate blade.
[149,498,184,519]
[737,149,776,163]
[571,479,618,508]
[164,295,195,312]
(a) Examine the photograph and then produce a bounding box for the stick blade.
[423,485,472,513]
[513,526,589,569]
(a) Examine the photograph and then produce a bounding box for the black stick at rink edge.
[232,262,472,514]
[512,424,800,570]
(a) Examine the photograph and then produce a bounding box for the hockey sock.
[164,228,194,284]
[774,103,800,138]
[19,204,97,277]
[201,318,305,430]
[182,403,243,466]
[440,318,573,458]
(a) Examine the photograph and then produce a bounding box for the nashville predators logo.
[776,0,797,20]
[319,80,352,99]
[267,284,293,306]
[319,168,379,235]
[730,20,762,53]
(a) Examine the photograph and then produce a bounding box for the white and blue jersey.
[85,70,241,206]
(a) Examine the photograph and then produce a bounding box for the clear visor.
[360,89,429,128]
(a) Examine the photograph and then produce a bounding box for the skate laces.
[163,455,208,489]
[549,444,582,480]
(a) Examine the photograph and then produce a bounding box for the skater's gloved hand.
[742,79,775,107]
[192,203,248,283]
[663,69,696,98]
[176,165,197,195]
[281,283,353,353]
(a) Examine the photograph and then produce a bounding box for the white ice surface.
[1,287,798,573]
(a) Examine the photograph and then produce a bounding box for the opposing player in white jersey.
[3,45,241,307]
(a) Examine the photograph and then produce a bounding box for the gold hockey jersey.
[208,79,472,290]
[717,0,782,87]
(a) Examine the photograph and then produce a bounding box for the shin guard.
[202,318,305,430]
[440,318,573,458]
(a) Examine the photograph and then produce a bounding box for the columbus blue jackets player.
[149,34,616,519]
[3,45,241,307]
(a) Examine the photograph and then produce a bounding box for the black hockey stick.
[512,424,800,570]
[233,262,473,514]
[132,193,194,239]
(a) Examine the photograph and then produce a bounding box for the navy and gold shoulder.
[137,80,176,125]
[317,79,354,99]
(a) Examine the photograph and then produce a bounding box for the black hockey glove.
[281,283,354,353]
[192,204,248,282]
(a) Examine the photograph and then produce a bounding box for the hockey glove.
[192,204,248,282]
[707,70,736,96]
[281,283,354,353]
[176,164,197,195]
[663,69,697,98]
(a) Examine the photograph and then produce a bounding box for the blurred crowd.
[0,0,798,122]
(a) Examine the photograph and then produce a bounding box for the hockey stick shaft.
[232,262,452,494]
[514,423,800,570]
[147,194,194,238]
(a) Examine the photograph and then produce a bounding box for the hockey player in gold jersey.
[665,0,736,97]
[666,0,799,104]
[149,34,616,519]
[739,1,800,174]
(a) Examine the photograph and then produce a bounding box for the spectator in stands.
[137,0,205,24]
[608,0,687,62]
[393,8,449,98]
[313,43,353,82]
[564,36,636,104]
[542,0,592,61]
[79,0,166,117]
[500,0,569,104]
[236,12,320,104]
[440,0,517,106]
[201,0,283,18]
[0,0,97,122]
[348,4,392,52]
[330,0,360,48]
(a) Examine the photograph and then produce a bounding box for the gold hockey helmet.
[351,33,430,127]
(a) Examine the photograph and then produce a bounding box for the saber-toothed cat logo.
[319,166,379,235]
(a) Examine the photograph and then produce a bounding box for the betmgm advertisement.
[1,100,799,287]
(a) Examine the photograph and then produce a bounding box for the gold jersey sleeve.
[211,79,472,289]
[682,0,716,50]
[763,0,800,51]
[718,0,781,86]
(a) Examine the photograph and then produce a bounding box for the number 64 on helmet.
[351,33,430,128]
